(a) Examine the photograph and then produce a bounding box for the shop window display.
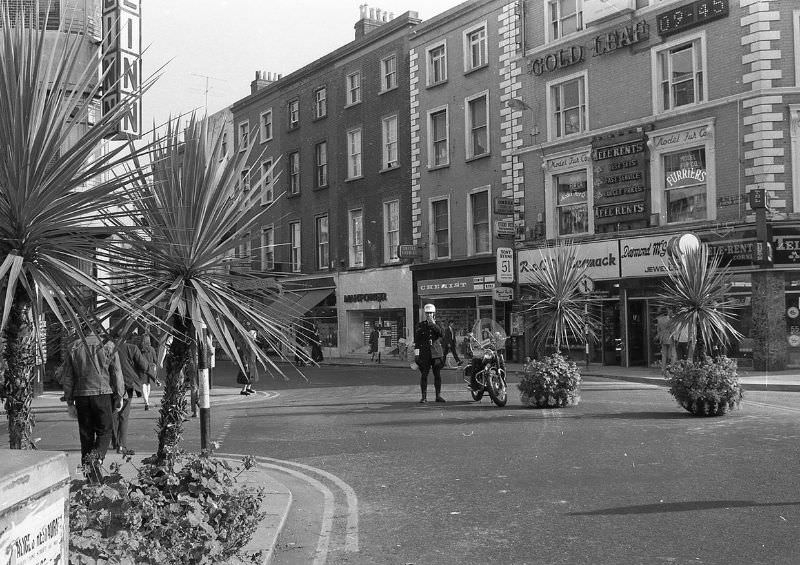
[664,148,707,223]
[555,170,588,236]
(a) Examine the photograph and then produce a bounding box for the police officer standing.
[414,303,445,403]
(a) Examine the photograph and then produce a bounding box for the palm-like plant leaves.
[657,244,742,360]
[523,242,597,353]
[0,8,155,448]
[103,114,310,461]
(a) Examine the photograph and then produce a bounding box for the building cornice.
[512,87,800,158]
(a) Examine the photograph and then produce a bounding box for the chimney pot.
[369,7,375,19]
[382,12,387,22]
[389,12,394,19]
[360,4,368,19]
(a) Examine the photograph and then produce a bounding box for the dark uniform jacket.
[414,320,443,362]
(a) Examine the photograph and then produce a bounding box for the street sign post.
[496,247,514,283]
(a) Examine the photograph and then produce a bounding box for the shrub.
[663,356,743,416]
[518,353,581,408]
[69,452,266,564]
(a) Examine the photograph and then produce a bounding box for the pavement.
[27,386,290,564]
[321,353,800,392]
[24,356,800,563]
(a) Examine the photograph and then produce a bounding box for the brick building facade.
[511,0,800,370]
[229,7,421,357]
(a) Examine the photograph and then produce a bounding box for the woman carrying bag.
[138,334,160,411]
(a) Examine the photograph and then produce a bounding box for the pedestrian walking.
[112,331,157,454]
[60,331,124,481]
[443,319,463,366]
[310,323,324,363]
[236,333,258,395]
[656,309,676,370]
[674,320,690,361]
[139,334,160,411]
[368,322,380,363]
[414,303,445,403]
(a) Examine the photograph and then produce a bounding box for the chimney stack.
[354,3,392,40]
[251,70,279,94]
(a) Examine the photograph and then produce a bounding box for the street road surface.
[34,363,800,564]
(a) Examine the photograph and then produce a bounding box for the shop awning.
[264,288,333,323]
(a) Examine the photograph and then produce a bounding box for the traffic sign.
[494,287,514,302]
[578,277,594,294]
[496,247,514,283]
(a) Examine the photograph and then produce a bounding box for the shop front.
[413,259,512,360]
[518,225,800,369]
[517,233,759,368]
[518,240,620,364]
[338,266,413,359]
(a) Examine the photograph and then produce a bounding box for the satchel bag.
[430,339,444,359]
[236,368,250,385]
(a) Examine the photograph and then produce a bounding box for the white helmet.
[423,303,436,314]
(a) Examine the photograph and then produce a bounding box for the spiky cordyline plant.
[102,114,310,462]
[0,8,156,448]
[657,244,742,361]
[522,242,598,355]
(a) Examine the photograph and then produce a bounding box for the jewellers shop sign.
[518,240,620,284]
[619,235,680,277]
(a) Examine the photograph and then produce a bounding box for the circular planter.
[677,396,740,417]
[518,353,582,409]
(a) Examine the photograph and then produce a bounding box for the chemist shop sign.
[418,275,496,296]
[518,240,620,284]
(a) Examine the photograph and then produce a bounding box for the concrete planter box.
[0,450,70,563]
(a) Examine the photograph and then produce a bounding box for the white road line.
[744,400,800,414]
[258,461,336,565]
[258,456,360,553]
[215,415,233,449]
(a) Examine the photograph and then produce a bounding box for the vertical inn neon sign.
[101,0,142,140]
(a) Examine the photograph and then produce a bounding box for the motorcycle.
[463,318,508,407]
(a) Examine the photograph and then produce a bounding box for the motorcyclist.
[413,303,445,403]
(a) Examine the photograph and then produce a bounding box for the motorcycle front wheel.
[469,374,484,401]
[487,370,508,407]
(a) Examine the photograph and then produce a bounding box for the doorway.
[627,300,647,366]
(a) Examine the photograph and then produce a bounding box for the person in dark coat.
[413,303,445,403]
[61,331,124,481]
[443,319,462,366]
[310,323,324,363]
[112,332,156,454]
[368,323,380,362]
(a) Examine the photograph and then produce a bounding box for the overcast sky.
[142,1,465,130]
